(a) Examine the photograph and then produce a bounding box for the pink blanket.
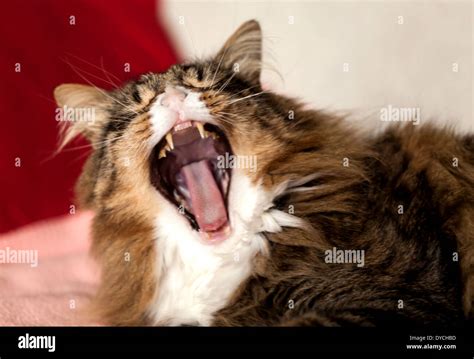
[0,212,100,325]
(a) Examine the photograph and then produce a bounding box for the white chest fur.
[147,172,266,326]
[146,172,305,326]
[149,227,264,326]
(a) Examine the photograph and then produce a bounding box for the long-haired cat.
[54,20,474,326]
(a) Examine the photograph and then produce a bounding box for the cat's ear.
[215,20,262,84]
[54,84,108,149]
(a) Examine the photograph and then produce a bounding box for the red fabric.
[0,0,178,233]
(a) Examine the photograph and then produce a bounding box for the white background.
[161,0,473,133]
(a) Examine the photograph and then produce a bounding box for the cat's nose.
[162,86,186,113]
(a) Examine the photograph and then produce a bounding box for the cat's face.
[54,20,303,247]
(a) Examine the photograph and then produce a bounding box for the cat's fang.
[159,148,167,159]
[196,122,206,138]
[165,133,174,149]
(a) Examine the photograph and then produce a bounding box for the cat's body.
[215,123,474,326]
[54,20,474,326]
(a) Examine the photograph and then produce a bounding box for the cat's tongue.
[180,160,228,235]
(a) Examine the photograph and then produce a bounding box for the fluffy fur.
[54,20,474,326]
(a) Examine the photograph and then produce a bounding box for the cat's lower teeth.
[221,172,229,191]
[178,184,190,199]
[174,190,192,212]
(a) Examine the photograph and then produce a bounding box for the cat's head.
[54,20,311,247]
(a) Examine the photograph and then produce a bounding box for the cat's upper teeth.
[196,122,206,138]
[160,121,216,159]
[167,122,209,147]
[174,121,193,132]
[165,133,174,150]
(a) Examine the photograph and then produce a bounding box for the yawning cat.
[54,20,474,326]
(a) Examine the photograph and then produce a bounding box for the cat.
[53,20,474,326]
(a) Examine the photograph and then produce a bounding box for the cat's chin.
[150,120,233,243]
[198,224,232,243]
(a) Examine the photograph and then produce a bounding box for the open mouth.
[150,121,232,243]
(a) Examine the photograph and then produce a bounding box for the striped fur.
[53,20,474,326]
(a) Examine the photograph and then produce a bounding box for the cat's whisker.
[62,58,140,115]
[54,143,94,152]
[213,114,248,135]
[210,45,231,87]
[226,91,268,105]
[63,58,118,90]
[65,52,122,85]
[215,111,243,119]
[227,84,261,99]
[212,96,266,108]
[100,56,121,87]
[213,113,237,125]
[208,86,267,109]
[215,71,237,95]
